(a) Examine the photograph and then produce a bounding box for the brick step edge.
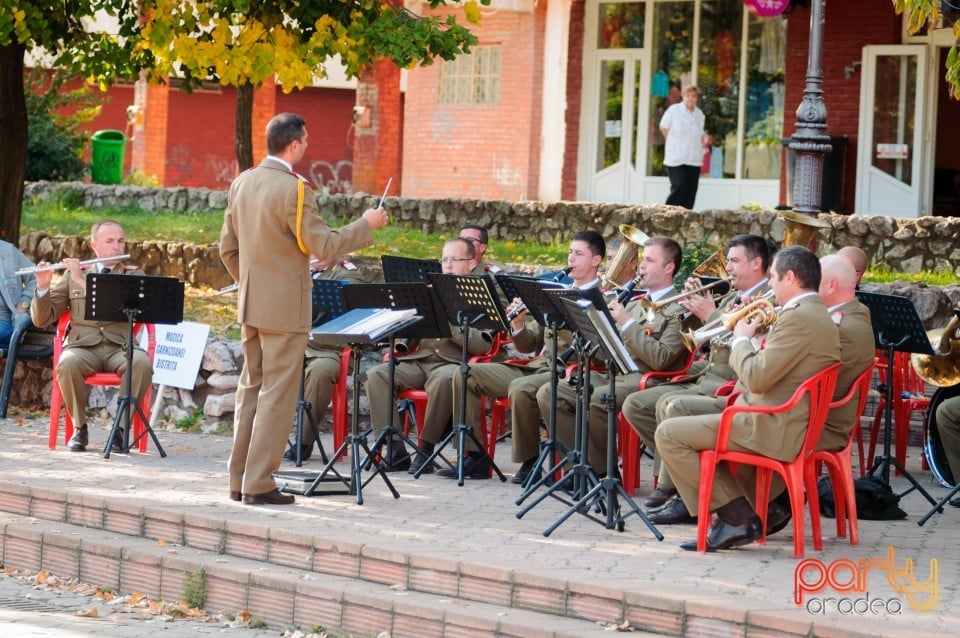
[0,481,883,638]
[0,510,626,638]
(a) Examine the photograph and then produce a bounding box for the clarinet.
[505,267,573,321]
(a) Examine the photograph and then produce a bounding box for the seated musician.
[534,236,688,479]
[364,237,502,473]
[934,301,960,507]
[284,255,367,462]
[452,231,605,481]
[655,246,840,551]
[620,234,771,519]
[0,240,36,348]
[459,224,502,275]
[30,220,152,453]
[836,245,868,287]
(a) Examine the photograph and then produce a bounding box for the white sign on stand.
[150,321,211,389]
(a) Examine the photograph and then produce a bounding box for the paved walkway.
[0,412,956,637]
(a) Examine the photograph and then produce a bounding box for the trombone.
[680,298,777,352]
[637,277,732,322]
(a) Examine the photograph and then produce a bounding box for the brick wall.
[402,5,543,200]
[782,1,902,211]
[562,0,585,201]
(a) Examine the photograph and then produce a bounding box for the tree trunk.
[235,83,254,172]
[0,43,27,245]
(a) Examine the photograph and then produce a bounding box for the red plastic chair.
[331,347,352,459]
[811,360,877,547]
[619,349,698,495]
[48,312,157,451]
[865,350,930,476]
[694,362,841,557]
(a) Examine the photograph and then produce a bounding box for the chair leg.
[48,379,63,450]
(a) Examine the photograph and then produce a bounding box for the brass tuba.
[691,248,728,279]
[911,314,960,387]
[602,224,649,289]
[779,209,831,251]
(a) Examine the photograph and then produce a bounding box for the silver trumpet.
[14,254,131,276]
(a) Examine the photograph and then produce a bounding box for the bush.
[25,69,103,182]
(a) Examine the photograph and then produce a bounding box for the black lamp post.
[788,0,830,216]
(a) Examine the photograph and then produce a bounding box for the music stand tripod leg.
[104,309,166,459]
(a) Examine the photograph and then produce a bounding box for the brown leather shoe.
[229,491,242,502]
[68,425,89,452]
[242,488,295,505]
[643,487,677,509]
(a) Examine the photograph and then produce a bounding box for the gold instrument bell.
[779,209,831,250]
[602,224,649,289]
[911,315,960,387]
[691,247,728,279]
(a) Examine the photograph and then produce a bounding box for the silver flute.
[14,254,131,276]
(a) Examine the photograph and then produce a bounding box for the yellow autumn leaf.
[463,0,482,24]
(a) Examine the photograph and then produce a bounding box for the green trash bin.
[91,130,126,184]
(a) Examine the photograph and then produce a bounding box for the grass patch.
[182,566,207,610]
[863,268,956,286]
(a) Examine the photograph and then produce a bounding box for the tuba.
[779,209,831,251]
[691,248,728,279]
[602,224,649,289]
[911,314,960,387]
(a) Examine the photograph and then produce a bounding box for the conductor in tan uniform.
[31,221,151,453]
[220,112,388,505]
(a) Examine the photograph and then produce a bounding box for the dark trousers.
[666,165,702,210]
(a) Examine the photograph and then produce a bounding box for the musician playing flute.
[30,220,149,453]
[621,234,771,520]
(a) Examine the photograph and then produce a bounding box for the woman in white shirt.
[660,85,707,210]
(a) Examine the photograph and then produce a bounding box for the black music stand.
[416,273,509,484]
[381,255,442,283]
[286,278,346,467]
[290,308,421,503]
[502,275,572,494]
[855,292,939,510]
[84,274,184,458]
[343,282,452,473]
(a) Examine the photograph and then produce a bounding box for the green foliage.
[174,408,205,432]
[676,238,721,285]
[123,170,161,187]
[24,69,102,182]
[182,566,207,610]
[864,267,957,287]
[894,0,960,97]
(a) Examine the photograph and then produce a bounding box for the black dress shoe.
[644,487,677,509]
[437,454,489,480]
[408,452,435,474]
[511,458,540,485]
[950,496,960,508]
[765,496,793,536]
[243,489,295,505]
[283,443,313,462]
[381,441,411,472]
[68,425,89,452]
[680,515,763,552]
[229,491,242,502]
[647,497,697,524]
[110,430,125,453]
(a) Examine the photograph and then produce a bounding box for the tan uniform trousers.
[620,381,696,490]
[57,341,152,429]
[365,358,464,448]
[453,362,550,462]
[538,375,646,475]
[936,395,960,481]
[230,326,307,496]
[297,350,343,444]
[655,412,770,514]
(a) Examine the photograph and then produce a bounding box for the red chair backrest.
[54,311,156,367]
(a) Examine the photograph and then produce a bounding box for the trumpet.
[637,277,732,323]
[680,298,777,352]
[14,254,131,276]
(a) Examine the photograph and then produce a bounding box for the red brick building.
[77,0,959,218]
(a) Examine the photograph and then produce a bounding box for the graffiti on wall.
[309,159,354,195]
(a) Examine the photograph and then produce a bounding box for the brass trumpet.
[637,277,733,322]
[680,298,777,352]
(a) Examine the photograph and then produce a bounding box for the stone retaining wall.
[22,181,960,276]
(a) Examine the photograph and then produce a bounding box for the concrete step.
[0,511,640,637]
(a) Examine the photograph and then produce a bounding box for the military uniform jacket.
[396,325,499,364]
[619,291,687,378]
[31,262,146,352]
[220,157,373,333]
[511,320,574,372]
[728,294,841,460]
[822,299,875,448]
